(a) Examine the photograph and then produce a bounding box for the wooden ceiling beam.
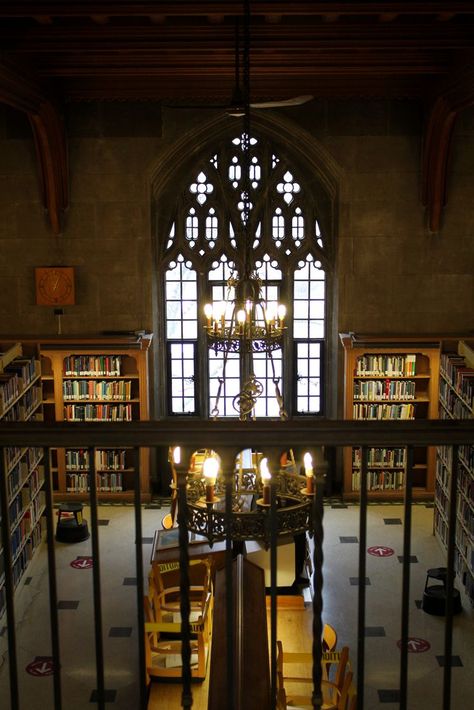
[0,61,68,234]
[3,24,471,52]
[422,66,474,232]
[1,3,474,19]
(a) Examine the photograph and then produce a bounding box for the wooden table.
[150,528,227,573]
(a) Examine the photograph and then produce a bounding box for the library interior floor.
[1,502,473,710]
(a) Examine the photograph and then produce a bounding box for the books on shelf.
[63,355,122,376]
[435,342,474,607]
[0,343,46,618]
[66,472,124,493]
[355,353,417,377]
[63,403,133,421]
[352,402,415,420]
[341,335,439,500]
[63,379,132,401]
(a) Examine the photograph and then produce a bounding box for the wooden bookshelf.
[340,334,440,501]
[435,338,474,606]
[0,342,45,618]
[37,335,152,503]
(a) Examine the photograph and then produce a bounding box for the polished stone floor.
[1,502,473,709]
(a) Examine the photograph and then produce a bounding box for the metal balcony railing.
[1,418,473,710]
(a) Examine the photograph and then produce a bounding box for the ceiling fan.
[167,0,313,115]
[225,1,313,116]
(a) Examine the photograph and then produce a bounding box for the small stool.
[422,567,462,616]
[56,503,90,543]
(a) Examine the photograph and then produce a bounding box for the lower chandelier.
[170,448,318,546]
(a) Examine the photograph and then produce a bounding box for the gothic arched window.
[158,130,330,419]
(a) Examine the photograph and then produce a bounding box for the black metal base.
[56,520,90,543]
[422,585,462,616]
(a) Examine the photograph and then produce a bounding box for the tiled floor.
[1,502,473,709]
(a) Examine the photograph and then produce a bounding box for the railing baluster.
[0,445,20,710]
[269,476,278,710]
[312,463,325,710]
[356,446,368,710]
[399,445,414,710]
[177,467,192,709]
[88,446,105,709]
[225,466,235,710]
[133,446,147,709]
[443,444,459,710]
[44,446,62,709]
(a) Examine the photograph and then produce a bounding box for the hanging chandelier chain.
[242,0,252,274]
[203,0,287,419]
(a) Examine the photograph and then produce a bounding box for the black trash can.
[422,567,462,616]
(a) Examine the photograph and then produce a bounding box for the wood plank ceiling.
[0,1,473,233]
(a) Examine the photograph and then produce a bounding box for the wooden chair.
[149,558,212,622]
[322,623,338,679]
[276,640,354,710]
[144,558,213,682]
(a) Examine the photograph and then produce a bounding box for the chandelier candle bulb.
[204,303,213,327]
[203,457,219,503]
[260,457,272,505]
[237,309,246,335]
[303,452,314,494]
[277,304,286,325]
[173,446,181,465]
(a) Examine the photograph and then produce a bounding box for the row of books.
[353,403,415,420]
[352,447,406,468]
[63,404,133,421]
[0,371,19,412]
[0,356,38,412]
[355,354,417,377]
[66,448,128,471]
[441,352,474,409]
[439,391,472,419]
[457,495,474,538]
[66,472,124,493]
[353,379,416,401]
[63,355,122,377]
[63,379,132,401]
[2,401,20,422]
[435,507,474,604]
[352,469,405,492]
[460,444,474,473]
[434,484,472,556]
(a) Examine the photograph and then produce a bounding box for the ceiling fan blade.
[250,95,314,109]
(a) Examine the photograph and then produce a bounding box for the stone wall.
[0,99,472,349]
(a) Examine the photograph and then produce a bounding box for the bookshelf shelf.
[38,336,152,503]
[340,334,440,501]
[0,342,46,619]
[435,339,474,607]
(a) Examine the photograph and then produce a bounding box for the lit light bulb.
[260,457,272,505]
[203,456,219,503]
[277,304,286,322]
[203,456,219,486]
[237,309,246,334]
[204,303,213,324]
[303,452,314,494]
[173,446,181,465]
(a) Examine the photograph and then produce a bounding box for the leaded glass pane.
[293,321,308,339]
[309,320,324,338]
[162,132,328,418]
[171,360,182,377]
[166,281,181,299]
